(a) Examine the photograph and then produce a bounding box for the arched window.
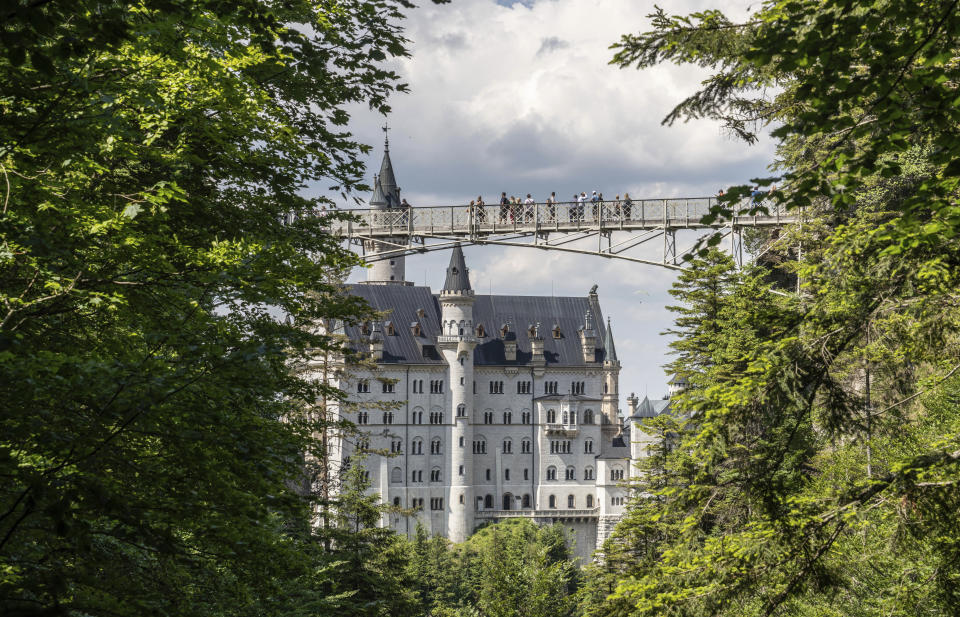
[390,467,402,483]
[546,466,557,481]
[604,382,609,393]
[521,439,531,453]
[502,493,513,510]
[503,411,512,424]
[431,438,442,455]
[552,325,562,339]
[459,494,464,504]
[547,409,556,424]
[584,409,594,424]
[522,494,531,508]
[586,494,594,508]
[565,466,576,480]
[393,496,401,506]
[431,467,442,483]
[477,324,485,337]
[484,494,493,509]
[611,467,624,481]
[568,494,575,508]
[548,495,556,509]
[412,438,423,455]
[457,403,466,417]
[584,439,594,454]
[562,410,569,424]
[502,438,512,454]
[584,466,595,480]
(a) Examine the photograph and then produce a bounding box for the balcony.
[544,423,579,436]
[475,508,599,520]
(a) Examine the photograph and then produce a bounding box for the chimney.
[502,322,517,362]
[530,322,544,365]
[580,310,596,363]
[627,392,639,416]
[369,321,384,361]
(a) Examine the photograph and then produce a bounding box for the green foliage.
[586,4,960,615]
[0,1,428,615]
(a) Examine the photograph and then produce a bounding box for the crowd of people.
[465,190,637,224]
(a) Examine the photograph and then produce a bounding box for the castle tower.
[601,317,621,433]
[363,132,410,285]
[436,244,476,542]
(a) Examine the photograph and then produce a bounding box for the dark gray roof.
[344,285,615,367]
[603,317,617,363]
[442,244,472,292]
[344,285,445,364]
[533,393,601,402]
[377,139,400,208]
[631,396,671,419]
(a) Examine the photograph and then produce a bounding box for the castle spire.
[442,244,472,293]
[376,123,399,207]
[603,317,618,363]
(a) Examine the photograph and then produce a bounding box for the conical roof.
[369,174,387,207]
[603,317,618,363]
[377,137,400,207]
[442,244,472,292]
[636,396,658,418]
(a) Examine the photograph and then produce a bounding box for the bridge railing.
[329,197,792,236]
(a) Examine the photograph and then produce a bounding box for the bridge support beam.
[663,229,676,265]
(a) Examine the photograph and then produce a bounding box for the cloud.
[537,36,570,56]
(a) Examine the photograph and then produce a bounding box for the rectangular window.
[523,468,529,480]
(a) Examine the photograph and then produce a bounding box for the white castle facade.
[319,140,672,559]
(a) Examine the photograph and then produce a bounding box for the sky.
[320,0,776,406]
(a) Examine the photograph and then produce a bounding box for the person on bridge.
[476,195,486,223]
[499,192,509,223]
[622,193,632,220]
[546,192,557,221]
[577,192,587,221]
[400,198,411,224]
[523,194,535,223]
[590,190,599,220]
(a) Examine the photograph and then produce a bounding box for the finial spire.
[382,121,390,151]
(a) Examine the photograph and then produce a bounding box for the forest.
[2,1,960,616]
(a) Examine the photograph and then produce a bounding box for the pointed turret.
[603,317,618,364]
[369,174,387,208]
[377,134,400,208]
[442,244,472,293]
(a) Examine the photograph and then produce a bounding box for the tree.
[587,2,960,616]
[0,1,427,615]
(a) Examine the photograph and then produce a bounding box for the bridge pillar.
[663,229,676,265]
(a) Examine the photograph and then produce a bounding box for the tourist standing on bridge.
[577,192,587,221]
[400,198,411,225]
[622,193,632,219]
[590,191,599,221]
[499,192,509,223]
[476,195,486,223]
[546,192,557,221]
[524,194,535,223]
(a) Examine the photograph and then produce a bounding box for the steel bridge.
[329,197,798,270]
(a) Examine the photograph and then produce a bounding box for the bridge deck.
[330,197,796,238]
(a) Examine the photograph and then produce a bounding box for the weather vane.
[382,121,390,149]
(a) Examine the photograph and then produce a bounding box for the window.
[611,467,625,481]
[503,411,512,424]
[382,381,395,393]
[584,439,594,454]
[568,494,575,508]
[583,409,594,424]
[523,468,529,480]
[546,466,557,481]
[551,440,571,454]
[411,323,422,337]
[391,467,402,483]
[457,403,466,417]
[356,438,369,452]
[390,440,402,453]
[521,439,531,454]
[544,381,558,394]
[429,412,444,425]
[571,381,585,395]
[548,495,556,509]
[430,497,444,510]
[521,411,531,424]
[604,382,609,393]
[412,410,423,424]
[484,494,493,509]
[552,326,562,339]
[522,494,531,508]
[357,380,370,393]
[584,466,595,480]
[459,465,464,476]
[484,411,494,424]
[517,381,531,394]
[565,466,576,480]
[472,440,487,454]
[360,470,370,482]
[411,498,423,509]
[430,380,444,393]
[586,494,594,507]
[547,409,556,423]
[430,468,441,482]
[459,494,465,504]
[489,381,504,394]
[393,496,401,506]
[412,439,423,455]
[485,468,491,481]
[357,411,368,425]
[477,324,486,337]
[503,439,512,453]
[430,439,441,455]
[504,469,510,481]
[612,496,624,506]
[411,470,423,482]
[459,436,464,447]
[382,411,394,424]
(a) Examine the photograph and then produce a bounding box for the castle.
[323,138,672,559]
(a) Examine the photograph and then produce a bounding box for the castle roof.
[343,285,616,367]
[603,317,617,363]
[630,395,671,419]
[375,136,400,208]
[442,244,472,292]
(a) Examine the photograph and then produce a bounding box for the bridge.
[329,197,798,270]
